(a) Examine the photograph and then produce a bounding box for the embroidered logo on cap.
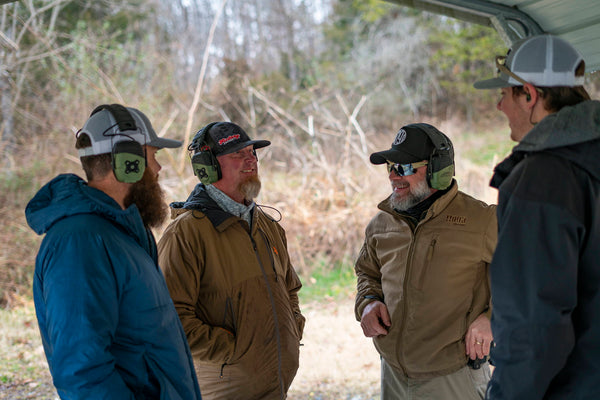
[393,129,407,145]
[218,134,241,146]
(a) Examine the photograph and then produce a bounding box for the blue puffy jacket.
[25,174,202,400]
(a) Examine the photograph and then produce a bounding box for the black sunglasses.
[386,160,428,177]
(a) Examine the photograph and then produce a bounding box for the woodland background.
[0,0,549,307]
[1,1,600,396]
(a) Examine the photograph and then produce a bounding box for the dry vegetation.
[0,113,509,397]
[0,94,508,308]
[0,296,382,400]
[2,1,600,397]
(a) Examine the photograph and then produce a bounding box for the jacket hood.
[492,101,600,187]
[25,174,148,242]
[515,100,600,153]
[169,183,233,228]
[171,183,213,211]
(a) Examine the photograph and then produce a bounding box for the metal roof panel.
[388,0,600,72]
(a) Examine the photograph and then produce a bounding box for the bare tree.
[1,0,71,164]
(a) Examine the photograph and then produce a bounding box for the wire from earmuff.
[256,204,282,223]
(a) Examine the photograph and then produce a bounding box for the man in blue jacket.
[474,35,600,399]
[25,104,202,399]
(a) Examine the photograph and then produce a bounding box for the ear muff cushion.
[189,122,221,184]
[191,151,220,184]
[90,104,145,183]
[410,123,454,190]
[427,148,454,190]
[113,141,146,183]
[428,162,454,190]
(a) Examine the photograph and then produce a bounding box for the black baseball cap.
[204,122,270,156]
[370,124,435,165]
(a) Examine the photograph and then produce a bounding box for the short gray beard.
[389,178,432,211]
[239,176,261,202]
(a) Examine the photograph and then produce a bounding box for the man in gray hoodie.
[474,34,600,399]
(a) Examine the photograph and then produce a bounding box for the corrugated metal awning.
[388,0,600,72]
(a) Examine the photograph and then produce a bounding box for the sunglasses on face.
[386,160,428,177]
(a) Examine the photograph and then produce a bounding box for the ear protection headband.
[90,104,146,183]
[189,122,221,184]
[408,123,454,190]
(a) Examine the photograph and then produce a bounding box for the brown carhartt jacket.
[355,182,497,379]
[158,186,304,400]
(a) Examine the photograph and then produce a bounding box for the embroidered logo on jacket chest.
[445,215,467,225]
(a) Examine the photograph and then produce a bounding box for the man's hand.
[465,313,493,360]
[360,300,391,338]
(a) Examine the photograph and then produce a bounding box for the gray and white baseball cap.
[78,105,182,157]
[474,34,585,89]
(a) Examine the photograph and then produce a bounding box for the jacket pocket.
[222,295,238,336]
[414,237,437,290]
[259,229,285,280]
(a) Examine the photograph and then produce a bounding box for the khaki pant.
[381,358,490,400]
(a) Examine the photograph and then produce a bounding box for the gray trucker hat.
[474,34,585,89]
[78,105,182,157]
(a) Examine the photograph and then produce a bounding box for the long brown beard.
[124,168,168,229]
[239,175,261,203]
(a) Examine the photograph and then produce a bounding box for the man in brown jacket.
[158,122,305,400]
[355,123,497,399]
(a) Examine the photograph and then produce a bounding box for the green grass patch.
[299,261,357,304]
[465,139,513,166]
[458,128,515,167]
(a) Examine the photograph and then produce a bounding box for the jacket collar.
[515,100,600,153]
[378,180,458,223]
[491,100,600,189]
[170,183,252,231]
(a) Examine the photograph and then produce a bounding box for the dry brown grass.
[288,297,381,399]
[0,117,509,307]
[0,116,509,398]
[0,297,380,400]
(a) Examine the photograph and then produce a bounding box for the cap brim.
[219,139,271,156]
[473,76,514,89]
[370,149,422,165]
[147,137,183,149]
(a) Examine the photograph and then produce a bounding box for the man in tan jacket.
[355,123,497,399]
[158,122,305,400]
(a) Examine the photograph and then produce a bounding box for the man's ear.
[523,83,538,105]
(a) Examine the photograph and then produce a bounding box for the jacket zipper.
[259,230,278,282]
[250,233,285,399]
[399,228,417,375]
